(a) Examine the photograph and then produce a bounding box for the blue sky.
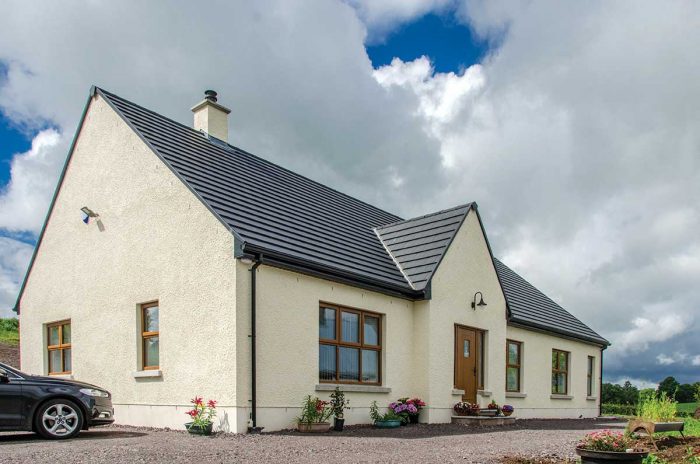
[1,1,699,388]
[366,13,488,73]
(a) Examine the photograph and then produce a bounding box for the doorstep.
[451,416,516,427]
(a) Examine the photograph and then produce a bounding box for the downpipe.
[248,256,263,433]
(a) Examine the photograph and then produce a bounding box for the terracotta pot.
[297,422,330,433]
[576,447,649,464]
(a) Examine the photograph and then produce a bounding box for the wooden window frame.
[141,302,160,370]
[552,349,570,395]
[506,339,522,392]
[319,303,381,385]
[587,356,595,396]
[47,320,71,375]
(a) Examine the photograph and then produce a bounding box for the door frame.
[453,324,485,402]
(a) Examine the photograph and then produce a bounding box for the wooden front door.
[454,326,478,403]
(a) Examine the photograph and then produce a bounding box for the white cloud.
[692,356,700,366]
[0,129,66,233]
[347,0,455,42]
[0,236,33,317]
[0,0,699,383]
[608,378,658,390]
[655,353,688,366]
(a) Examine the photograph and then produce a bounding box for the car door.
[0,368,24,427]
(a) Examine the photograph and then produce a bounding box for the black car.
[0,362,114,439]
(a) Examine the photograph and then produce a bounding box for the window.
[587,356,595,396]
[319,304,381,384]
[47,320,71,375]
[506,340,522,392]
[141,302,160,370]
[552,349,569,395]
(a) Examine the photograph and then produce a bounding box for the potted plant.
[405,397,426,424]
[481,400,500,417]
[453,401,480,416]
[627,392,684,450]
[296,395,332,433]
[370,401,402,428]
[389,399,419,425]
[501,404,514,417]
[329,387,350,431]
[185,397,217,436]
[576,430,648,463]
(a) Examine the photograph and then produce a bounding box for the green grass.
[0,318,19,345]
[657,418,700,438]
[678,402,699,415]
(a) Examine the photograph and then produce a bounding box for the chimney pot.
[191,90,231,142]
[204,90,218,102]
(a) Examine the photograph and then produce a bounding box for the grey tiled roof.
[494,258,609,345]
[97,87,607,345]
[375,204,472,291]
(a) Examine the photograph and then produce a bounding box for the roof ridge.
[375,202,473,230]
[95,87,402,224]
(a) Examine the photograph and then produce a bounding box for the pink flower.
[191,396,203,406]
[207,400,217,409]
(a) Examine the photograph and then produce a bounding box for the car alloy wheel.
[36,400,83,439]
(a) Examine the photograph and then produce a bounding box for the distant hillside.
[0,318,20,368]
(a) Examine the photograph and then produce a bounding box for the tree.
[657,376,680,399]
[675,383,696,403]
[621,381,640,405]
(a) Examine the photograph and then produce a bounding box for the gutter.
[248,256,263,433]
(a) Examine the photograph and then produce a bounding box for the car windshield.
[0,363,24,379]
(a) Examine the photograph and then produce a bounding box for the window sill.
[506,392,527,398]
[49,374,73,379]
[315,384,391,393]
[477,390,492,397]
[132,370,162,378]
[452,389,465,396]
[550,394,574,400]
[586,396,597,401]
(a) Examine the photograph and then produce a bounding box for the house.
[14,87,609,433]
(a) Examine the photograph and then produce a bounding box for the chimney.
[191,90,231,141]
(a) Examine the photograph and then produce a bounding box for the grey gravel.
[0,418,626,464]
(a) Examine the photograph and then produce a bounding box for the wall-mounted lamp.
[80,206,105,232]
[471,292,487,310]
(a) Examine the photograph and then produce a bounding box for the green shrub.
[602,403,637,416]
[637,391,677,422]
[0,318,19,332]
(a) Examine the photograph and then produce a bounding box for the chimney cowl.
[204,90,218,103]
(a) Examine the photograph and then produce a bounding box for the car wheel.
[35,399,84,439]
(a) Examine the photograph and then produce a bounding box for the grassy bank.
[0,318,19,345]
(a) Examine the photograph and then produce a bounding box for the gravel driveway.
[0,418,626,464]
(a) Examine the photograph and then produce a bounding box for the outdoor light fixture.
[240,256,254,265]
[80,206,98,218]
[471,292,487,310]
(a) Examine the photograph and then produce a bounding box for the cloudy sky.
[1,0,698,385]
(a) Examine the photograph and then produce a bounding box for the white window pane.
[363,316,378,345]
[319,308,336,339]
[339,347,359,381]
[319,344,336,381]
[361,350,378,382]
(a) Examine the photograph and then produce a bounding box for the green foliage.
[297,395,332,424]
[658,376,681,399]
[577,430,631,452]
[369,401,401,422]
[0,318,19,345]
[637,391,677,422]
[329,387,349,419]
[642,454,669,464]
[676,383,698,403]
[602,381,639,405]
[602,403,637,416]
[695,383,700,403]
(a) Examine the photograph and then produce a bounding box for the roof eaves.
[244,243,424,300]
[508,318,610,347]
